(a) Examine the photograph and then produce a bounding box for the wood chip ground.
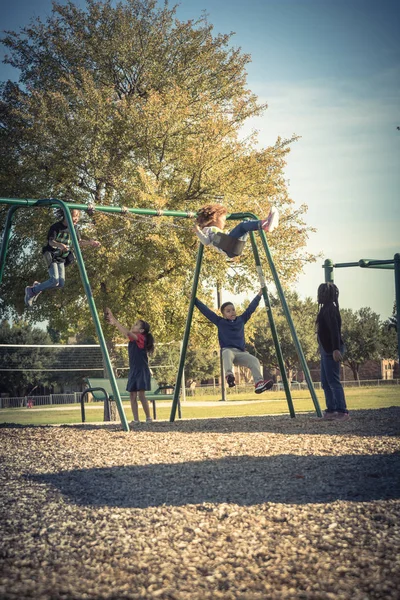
[1,407,399,599]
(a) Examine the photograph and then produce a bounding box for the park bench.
[80,377,179,422]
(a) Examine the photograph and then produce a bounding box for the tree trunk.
[349,362,359,382]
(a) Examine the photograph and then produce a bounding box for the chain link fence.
[1,379,399,409]
[0,393,78,409]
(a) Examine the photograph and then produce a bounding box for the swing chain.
[84,204,195,249]
[86,201,97,224]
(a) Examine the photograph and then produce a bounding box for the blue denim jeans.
[228,220,261,239]
[320,344,347,413]
[33,262,65,294]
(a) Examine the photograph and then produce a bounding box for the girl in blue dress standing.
[106,308,155,423]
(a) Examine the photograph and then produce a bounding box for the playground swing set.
[1,196,398,431]
[323,256,400,349]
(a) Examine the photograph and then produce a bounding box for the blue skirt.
[126,368,151,392]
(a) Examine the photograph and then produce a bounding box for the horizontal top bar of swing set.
[0,198,258,221]
[328,259,395,269]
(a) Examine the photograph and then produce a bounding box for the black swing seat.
[212,232,245,257]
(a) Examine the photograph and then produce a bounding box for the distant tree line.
[1,293,397,396]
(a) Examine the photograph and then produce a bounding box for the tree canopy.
[1,0,315,343]
[0,320,53,396]
[340,307,384,380]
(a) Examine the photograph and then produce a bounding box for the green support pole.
[170,244,204,422]
[332,261,359,269]
[258,229,322,417]
[360,264,395,270]
[324,259,334,283]
[359,259,395,270]
[216,283,226,402]
[394,253,400,363]
[0,197,199,220]
[35,199,130,432]
[249,232,295,417]
[333,259,395,270]
[0,205,19,285]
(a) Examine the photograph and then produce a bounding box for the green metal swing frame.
[323,257,400,363]
[0,197,322,431]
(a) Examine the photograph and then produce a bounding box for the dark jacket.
[194,295,261,351]
[317,302,343,353]
[42,221,81,264]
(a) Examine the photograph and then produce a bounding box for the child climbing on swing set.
[24,208,101,307]
[194,204,279,257]
[105,308,155,424]
[194,290,274,393]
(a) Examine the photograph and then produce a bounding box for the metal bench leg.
[80,387,109,424]
[104,397,111,421]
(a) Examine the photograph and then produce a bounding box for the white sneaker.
[31,282,42,303]
[261,207,279,233]
[145,418,153,423]
[24,286,36,308]
[254,379,274,394]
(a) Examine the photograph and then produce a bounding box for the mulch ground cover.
[1,407,399,599]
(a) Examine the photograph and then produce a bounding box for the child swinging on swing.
[194,290,274,393]
[24,208,101,307]
[194,204,279,258]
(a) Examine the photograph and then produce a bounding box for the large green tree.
[341,307,382,381]
[380,303,398,361]
[0,0,314,345]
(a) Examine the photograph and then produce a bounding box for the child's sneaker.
[333,412,350,421]
[226,373,236,388]
[261,207,279,233]
[31,282,42,303]
[145,417,153,423]
[322,410,338,420]
[24,286,36,308]
[255,379,274,394]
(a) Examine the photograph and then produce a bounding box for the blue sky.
[1,0,399,318]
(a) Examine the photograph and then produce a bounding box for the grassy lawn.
[1,386,399,426]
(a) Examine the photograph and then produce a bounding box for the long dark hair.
[316,282,340,324]
[196,204,227,227]
[139,320,155,355]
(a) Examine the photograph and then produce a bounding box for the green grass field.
[1,386,399,425]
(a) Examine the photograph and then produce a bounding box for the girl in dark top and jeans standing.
[316,283,349,421]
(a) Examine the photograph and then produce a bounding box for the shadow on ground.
[2,407,400,437]
[138,407,400,437]
[29,452,400,508]
[6,406,397,436]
